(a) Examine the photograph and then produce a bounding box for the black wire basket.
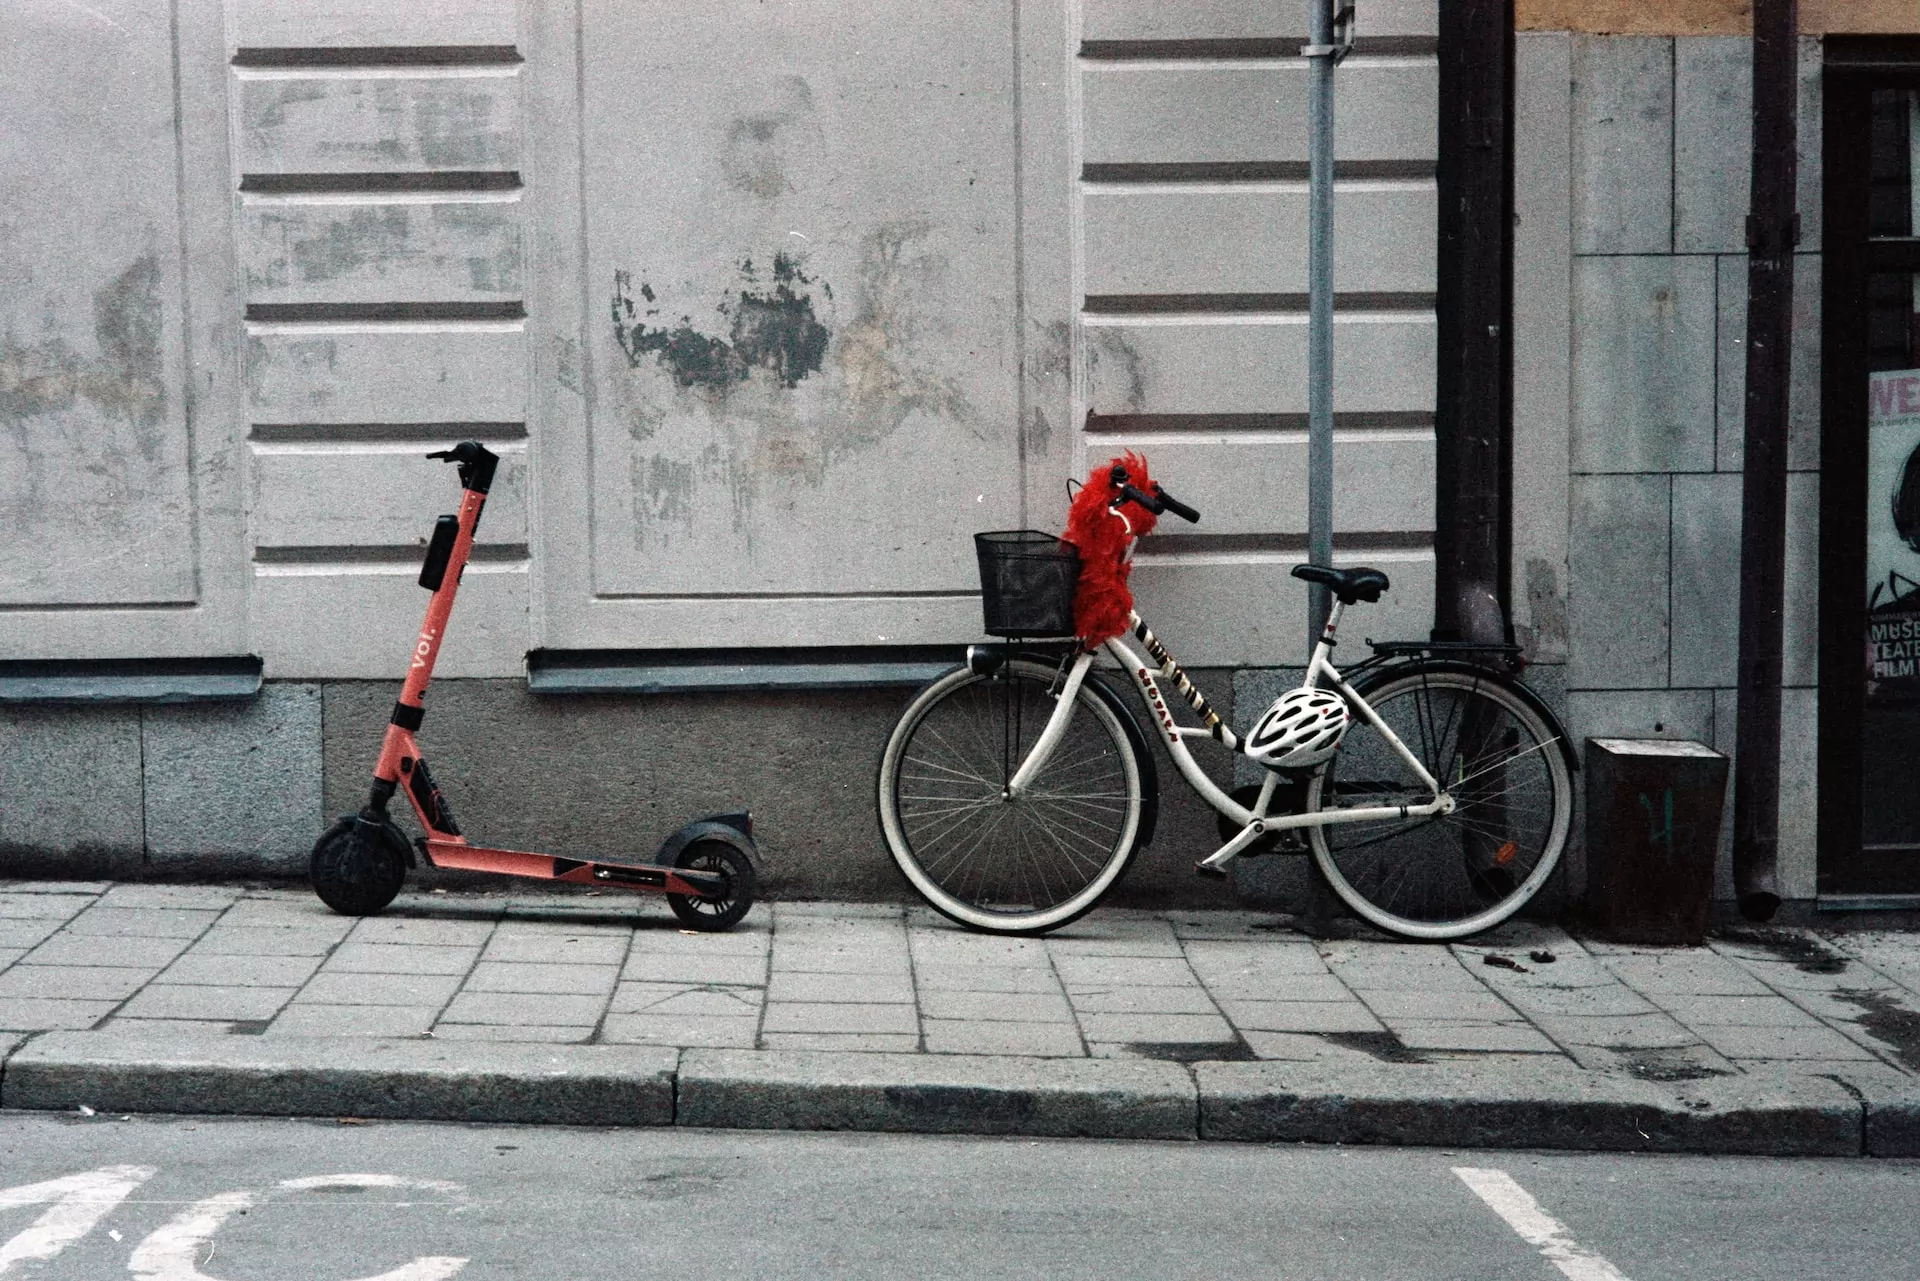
[974,530,1080,638]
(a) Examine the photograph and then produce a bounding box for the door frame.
[1817,37,1920,898]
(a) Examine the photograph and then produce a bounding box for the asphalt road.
[0,1112,1914,1280]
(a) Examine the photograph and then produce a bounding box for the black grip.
[1154,486,1201,523]
[418,515,459,590]
[1116,483,1160,513]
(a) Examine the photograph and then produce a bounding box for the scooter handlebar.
[427,441,499,495]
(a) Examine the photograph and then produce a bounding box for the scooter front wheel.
[310,818,408,917]
[668,839,756,931]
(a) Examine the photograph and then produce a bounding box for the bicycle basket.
[974,530,1080,638]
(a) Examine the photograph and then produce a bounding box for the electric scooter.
[309,441,759,930]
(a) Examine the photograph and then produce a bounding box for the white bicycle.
[876,466,1576,940]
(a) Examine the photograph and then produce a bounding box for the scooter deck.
[422,839,728,898]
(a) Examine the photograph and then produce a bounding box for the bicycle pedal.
[1193,861,1230,881]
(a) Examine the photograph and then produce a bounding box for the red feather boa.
[1062,452,1157,645]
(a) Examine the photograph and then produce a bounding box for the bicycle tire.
[1305,662,1573,940]
[877,658,1145,934]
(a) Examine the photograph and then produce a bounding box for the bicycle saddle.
[1291,563,1390,604]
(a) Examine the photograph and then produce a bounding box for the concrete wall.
[2,0,1440,899]
[1512,32,1825,904]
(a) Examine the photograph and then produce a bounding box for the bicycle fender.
[1016,653,1161,852]
[1347,660,1581,779]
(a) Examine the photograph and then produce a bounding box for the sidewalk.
[2,881,1917,1155]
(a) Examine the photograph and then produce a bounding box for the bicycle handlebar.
[1113,478,1201,525]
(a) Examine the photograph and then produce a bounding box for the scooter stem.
[372,443,497,794]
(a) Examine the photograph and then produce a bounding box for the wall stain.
[611,254,830,393]
[1524,557,1571,660]
[718,76,815,200]
[1,253,178,594]
[610,222,981,554]
[1087,327,1146,411]
[835,220,972,441]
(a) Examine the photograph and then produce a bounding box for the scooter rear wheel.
[667,839,755,931]
[310,818,408,917]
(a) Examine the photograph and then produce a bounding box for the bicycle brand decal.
[1130,615,1240,750]
[411,627,437,668]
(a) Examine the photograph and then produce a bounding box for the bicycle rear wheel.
[877,658,1144,934]
[1305,663,1572,940]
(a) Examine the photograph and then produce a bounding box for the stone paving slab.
[0,886,1918,1151]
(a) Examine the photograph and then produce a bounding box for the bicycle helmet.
[1245,687,1350,768]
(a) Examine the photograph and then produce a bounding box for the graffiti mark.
[611,255,830,393]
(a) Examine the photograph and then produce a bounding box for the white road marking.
[0,1165,156,1276]
[1453,1167,1633,1281]
[129,1180,468,1281]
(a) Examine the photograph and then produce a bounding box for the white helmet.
[1246,687,1350,767]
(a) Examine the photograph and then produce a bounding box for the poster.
[1867,368,1920,689]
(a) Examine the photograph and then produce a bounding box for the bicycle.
[876,465,1576,940]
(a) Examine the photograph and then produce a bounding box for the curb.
[677,1050,1196,1140]
[3,1030,675,1127]
[1195,1060,1861,1157]
[3,1031,1916,1156]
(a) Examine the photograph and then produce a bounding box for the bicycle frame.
[1004,598,1451,872]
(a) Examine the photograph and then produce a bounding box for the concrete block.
[25,934,191,969]
[160,953,322,988]
[2,1028,677,1126]
[1572,255,1717,473]
[297,971,464,1007]
[920,1021,1083,1057]
[117,985,297,1022]
[676,1049,1197,1139]
[761,1003,918,1035]
[1196,1057,1860,1154]
[601,1014,758,1047]
[1513,33,1574,666]
[268,1005,438,1039]
[1567,474,1671,689]
[1389,1022,1560,1053]
[62,906,223,939]
[760,1033,919,1054]
[1783,471,1820,687]
[1065,985,1218,1015]
[0,705,144,874]
[1670,472,1743,687]
[1674,38,1751,254]
[466,961,620,996]
[438,991,609,1026]
[911,964,1065,994]
[0,966,153,1001]
[0,998,116,1031]
[1715,252,1822,472]
[1573,35,1673,254]
[142,684,322,872]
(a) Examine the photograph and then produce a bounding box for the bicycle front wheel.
[1305,663,1572,940]
[877,658,1144,934]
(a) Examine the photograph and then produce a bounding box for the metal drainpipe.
[1434,0,1513,648]
[1731,0,1799,922]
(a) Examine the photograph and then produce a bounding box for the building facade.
[3,0,1917,913]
